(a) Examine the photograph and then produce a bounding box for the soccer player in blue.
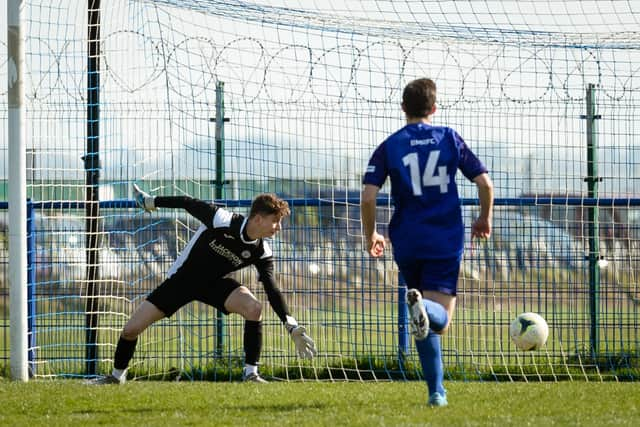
[361,78,494,406]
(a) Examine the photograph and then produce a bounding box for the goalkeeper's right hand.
[286,318,317,359]
[133,184,156,212]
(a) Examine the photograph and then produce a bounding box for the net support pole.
[214,81,226,356]
[8,0,28,382]
[397,274,409,366]
[27,200,36,375]
[583,83,601,358]
[84,0,101,376]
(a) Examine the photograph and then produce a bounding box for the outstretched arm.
[471,173,494,239]
[255,258,317,359]
[133,184,217,226]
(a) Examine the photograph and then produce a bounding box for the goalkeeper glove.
[133,184,156,212]
[286,317,317,360]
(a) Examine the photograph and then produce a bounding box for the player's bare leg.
[224,286,262,321]
[225,287,268,383]
[121,301,166,339]
[421,291,456,334]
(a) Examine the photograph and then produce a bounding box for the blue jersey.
[363,123,487,260]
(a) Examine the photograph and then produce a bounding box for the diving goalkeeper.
[91,185,316,384]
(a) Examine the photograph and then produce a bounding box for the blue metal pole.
[397,273,409,364]
[25,197,640,210]
[26,199,36,376]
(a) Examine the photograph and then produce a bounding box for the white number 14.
[402,151,450,195]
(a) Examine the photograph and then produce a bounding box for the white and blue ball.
[509,312,549,351]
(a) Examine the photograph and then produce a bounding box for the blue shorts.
[395,256,461,296]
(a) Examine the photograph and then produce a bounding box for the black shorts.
[146,270,241,317]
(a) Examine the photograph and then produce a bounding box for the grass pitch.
[0,379,638,426]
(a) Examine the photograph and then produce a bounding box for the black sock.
[244,320,263,366]
[114,336,138,370]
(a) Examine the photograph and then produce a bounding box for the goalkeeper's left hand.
[286,317,317,359]
[133,183,156,212]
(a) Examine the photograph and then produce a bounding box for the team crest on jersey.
[241,250,251,259]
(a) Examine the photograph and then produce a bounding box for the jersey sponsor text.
[209,239,244,267]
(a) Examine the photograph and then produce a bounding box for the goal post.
[8,0,28,382]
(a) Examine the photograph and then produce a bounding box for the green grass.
[0,380,638,426]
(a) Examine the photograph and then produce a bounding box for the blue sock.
[415,331,446,396]
[423,299,448,332]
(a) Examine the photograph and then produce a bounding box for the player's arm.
[360,184,385,257]
[133,184,217,225]
[471,173,493,239]
[454,133,494,239]
[254,257,290,323]
[255,257,317,359]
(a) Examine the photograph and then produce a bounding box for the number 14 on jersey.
[402,150,450,195]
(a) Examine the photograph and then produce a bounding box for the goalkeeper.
[92,186,316,384]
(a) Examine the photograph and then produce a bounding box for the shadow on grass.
[227,402,329,411]
[72,408,156,415]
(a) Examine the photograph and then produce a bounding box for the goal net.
[1,0,639,381]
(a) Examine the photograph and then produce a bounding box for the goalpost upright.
[7,0,28,382]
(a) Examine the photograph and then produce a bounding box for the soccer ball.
[509,312,549,351]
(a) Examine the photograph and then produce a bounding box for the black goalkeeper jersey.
[154,196,290,322]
